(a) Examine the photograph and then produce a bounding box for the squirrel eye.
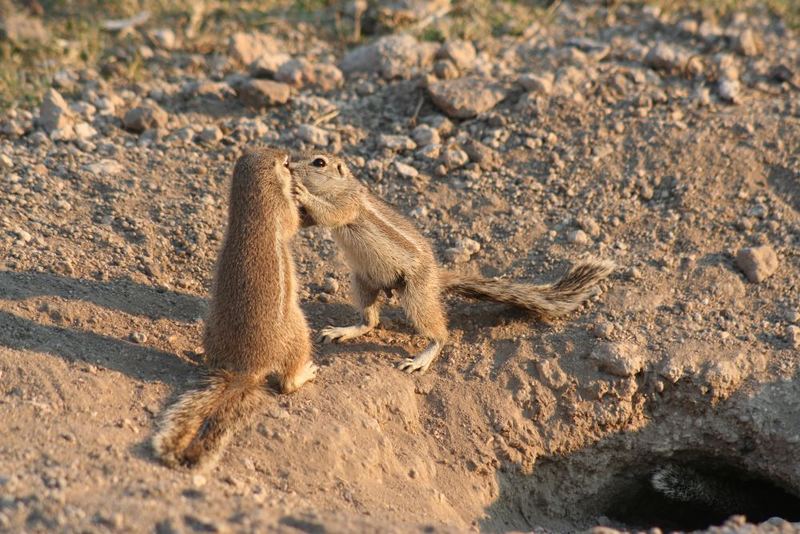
[312,158,327,168]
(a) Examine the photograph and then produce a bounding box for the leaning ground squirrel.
[152,148,317,469]
[290,151,615,374]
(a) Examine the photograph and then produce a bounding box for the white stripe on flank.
[274,223,285,313]
[361,198,419,254]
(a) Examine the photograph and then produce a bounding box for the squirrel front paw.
[293,181,312,204]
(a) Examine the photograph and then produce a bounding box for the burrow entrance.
[602,454,800,531]
[507,450,800,532]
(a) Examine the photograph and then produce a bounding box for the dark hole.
[603,456,800,531]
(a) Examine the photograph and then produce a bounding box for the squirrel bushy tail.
[152,371,268,469]
[441,258,615,319]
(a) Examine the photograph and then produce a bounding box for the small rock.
[322,277,339,294]
[85,159,124,176]
[1,13,46,44]
[735,245,778,283]
[394,161,419,179]
[73,122,97,140]
[433,60,460,80]
[441,145,469,168]
[379,134,416,151]
[438,39,476,70]
[249,53,292,78]
[130,332,148,344]
[518,73,554,94]
[39,89,74,134]
[787,325,800,349]
[123,103,168,133]
[568,229,589,245]
[229,32,281,65]
[0,154,13,170]
[734,28,761,57]
[197,126,223,144]
[645,42,685,71]
[591,341,644,377]
[340,34,436,80]
[192,474,207,488]
[718,77,741,104]
[150,28,177,50]
[237,79,291,108]
[428,77,507,119]
[411,124,440,146]
[297,124,329,147]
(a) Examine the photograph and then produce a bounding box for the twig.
[409,93,425,127]
[313,109,340,126]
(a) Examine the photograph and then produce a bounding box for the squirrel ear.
[336,163,345,177]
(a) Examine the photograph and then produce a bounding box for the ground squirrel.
[289,151,615,374]
[152,148,317,469]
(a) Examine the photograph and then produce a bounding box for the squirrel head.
[230,148,296,226]
[288,151,356,194]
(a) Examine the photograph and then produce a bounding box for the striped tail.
[151,370,268,470]
[441,258,615,319]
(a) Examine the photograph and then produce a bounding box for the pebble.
[85,159,124,176]
[411,125,440,147]
[394,161,419,179]
[735,28,761,57]
[229,31,281,65]
[297,124,329,147]
[322,277,339,294]
[39,88,74,134]
[735,245,778,283]
[130,332,148,344]
[340,34,435,80]
[787,325,800,349]
[590,341,644,377]
[237,79,291,108]
[379,134,416,151]
[568,229,589,245]
[151,28,177,50]
[438,39,476,70]
[197,126,223,144]
[0,154,12,170]
[427,77,507,119]
[123,103,168,134]
[518,73,554,94]
[441,145,469,169]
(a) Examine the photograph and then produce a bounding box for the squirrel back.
[152,148,313,469]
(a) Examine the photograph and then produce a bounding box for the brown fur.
[152,148,317,470]
[290,151,614,374]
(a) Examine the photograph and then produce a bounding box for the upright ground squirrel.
[152,148,317,469]
[290,151,614,374]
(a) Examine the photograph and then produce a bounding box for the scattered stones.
[518,73,554,94]
[297,124,329,147]
[411,124,440,146]
[787,325,800,349]
[440,145,469,168]
[150,28,177,50]
[734,28,761,57]
[322,277,339,294]
[129,331,148,344]
[427,77,507,119]
[38,89,74,134]
[276,59,343,91]
[85,159,124,176]
[567,229,589,245]
[394,161,419,179]
[438,40,476,70]
[590,342,644,377]
[379,134,416,151]
[229,32,281,65]
[123,103,168,134]
[237,79,291,108]
[197,126,223,144]
[644,42,686,71]
[340,34,436,80]
[1,13,46,44]
[735,245,778,283]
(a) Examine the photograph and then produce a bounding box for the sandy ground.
[1,1,800,532]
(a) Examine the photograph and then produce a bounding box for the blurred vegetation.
[0,0,798,110]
